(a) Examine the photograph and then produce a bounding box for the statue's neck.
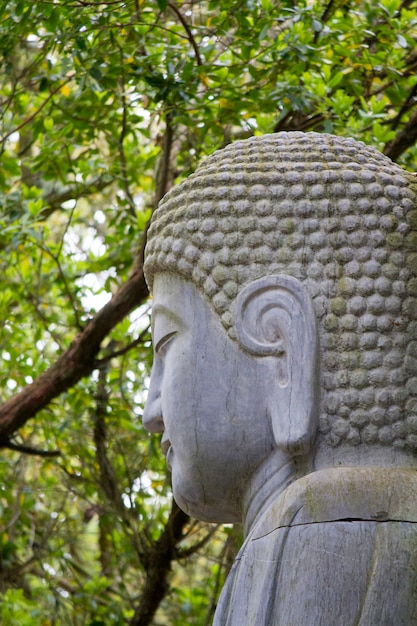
[242,451,300,536]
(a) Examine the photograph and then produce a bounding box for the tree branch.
[94,365,125,514]
[168,3,202,66]
[0,75,75,148]
[176,524,219,559]
[0,103,176,450]
[130,499,189,626]
[0,252,149,445]
[40,175,113,219]
[389,82,417,131]
[95,326,151,366]
[154,111,175,206]
[321,0,337,23]
[2,441,60,457]
[384,109,417,162]
[116,45,137,218]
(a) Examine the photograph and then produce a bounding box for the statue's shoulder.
[252,466,417,540]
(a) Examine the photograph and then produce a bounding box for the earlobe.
[234,275,319,455]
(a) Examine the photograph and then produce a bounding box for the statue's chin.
[172,472,241,523]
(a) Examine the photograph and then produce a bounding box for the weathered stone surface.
[142,132,417,624]
[216,468,417,625]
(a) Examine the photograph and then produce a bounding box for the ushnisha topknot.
[144,132,417,452]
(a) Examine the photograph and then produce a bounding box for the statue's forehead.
[152,273,205,318]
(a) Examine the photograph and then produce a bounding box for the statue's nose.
[142,401,164,433]
[142,367,164,434]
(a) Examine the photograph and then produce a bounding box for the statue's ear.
[234,275,319,456]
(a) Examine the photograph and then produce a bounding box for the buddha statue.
[142,132,417,625]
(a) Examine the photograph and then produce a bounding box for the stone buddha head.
[142,132,417,524]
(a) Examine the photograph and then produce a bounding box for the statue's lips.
[161,433,171,456]
[161,433,173,470]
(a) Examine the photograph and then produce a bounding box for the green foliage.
[0,0,417,623]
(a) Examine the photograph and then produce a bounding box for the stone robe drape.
[214,467,417,626]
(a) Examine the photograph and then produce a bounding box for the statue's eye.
[155,331,177,357]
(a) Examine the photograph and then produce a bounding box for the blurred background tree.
[0,0,416,623]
